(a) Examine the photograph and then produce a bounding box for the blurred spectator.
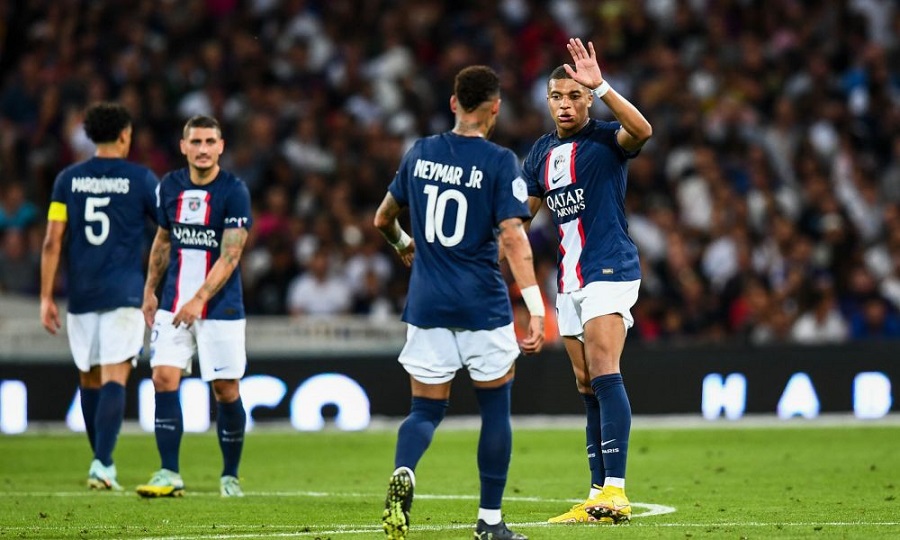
[0,182,38,231]
[790,287,850,344]
[286,247,351,316]
[0,228,39,294]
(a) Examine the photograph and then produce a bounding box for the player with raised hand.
[375,65,545,540]
[523,38,652,525]
[40,102,159,490]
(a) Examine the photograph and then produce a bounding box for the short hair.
[83,103,131,144]
[454,66,500,112]
[548,64,574,90]
[182,115,222,139]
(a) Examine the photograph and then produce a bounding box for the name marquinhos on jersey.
[546,187,585,219]
[71,177,130,194]
[172,224,219,248]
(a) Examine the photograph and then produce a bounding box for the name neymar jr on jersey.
[71,176,131,194]
[546,187,585,219]
[413,158,485,189]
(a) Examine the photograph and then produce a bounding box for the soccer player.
[375,65,545,540]
[522,38,652,525]
[40,102,159,490]
[136,115,252,498]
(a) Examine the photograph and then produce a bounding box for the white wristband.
[390,230,412,250]
[521,285,545,317]
[592,80,611,99]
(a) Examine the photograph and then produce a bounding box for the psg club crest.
[188,198,201,211]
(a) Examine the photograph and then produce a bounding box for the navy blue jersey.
[156,168,252,320]
[523,119,641,292]
[389,132,531,330]
[49,157,158,314]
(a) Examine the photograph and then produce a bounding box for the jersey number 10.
[423,185,467,247]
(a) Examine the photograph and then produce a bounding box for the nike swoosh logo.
[213,366,227,371]
[601,439,616,446]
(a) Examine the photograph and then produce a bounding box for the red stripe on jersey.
[575,218,586,288]
[203,192,212,225]
[201,250,211,319]
[171,249,182,312]
[543,151,554,192]
[557,224,566,291]
[569,142,578,183]
[175,193,184,223]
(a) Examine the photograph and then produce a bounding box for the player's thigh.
[563,336,592,393]
[98,307,144,367]
[579,280,641,331]
[150,310,196,372]
[398,325,463,385]
[457,323,519,384]
[195,318,247,382]
[66,312,101,372]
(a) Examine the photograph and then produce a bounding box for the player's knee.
[151,368,181,392]
[212,380,240,403]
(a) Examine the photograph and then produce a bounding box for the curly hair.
[83,103,131,144]
[454,66,500,112]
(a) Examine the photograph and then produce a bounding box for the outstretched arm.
[172,227,249,327]
[499,217,545,355]
[565,37,652,152]
[374,192,415,267]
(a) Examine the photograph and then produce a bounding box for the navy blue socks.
[581,392,606,489]
[154,390,183,472]
[80,387,100,453]
[94,382,125,467]
[475,381,513,510]
[395,397,448,470]
[591,373,631,481]
[217,398,246,478]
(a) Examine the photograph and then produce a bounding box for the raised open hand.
[563,38,604,90]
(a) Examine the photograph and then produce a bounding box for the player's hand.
[395,240,415,268]
[564,38,604,91]
[142,292,159,328]
[40,298,61,335]
[519,315,545,355]
[172,297,204,329]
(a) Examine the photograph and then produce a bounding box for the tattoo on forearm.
[198,228,247,301]
[146,235,170,289]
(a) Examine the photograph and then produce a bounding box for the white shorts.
[398,323,519,385]
[67,308,144,372]
[149,310,247,382]
[556,280,641,339]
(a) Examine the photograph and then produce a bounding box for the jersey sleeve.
[156,174,170,229]
[492,149,531,226]
[522,140,545,198]
[47,172,68,222]
[224,180,253,230]
[387,142,418,207]
[143,169,160,225]
[600,121,641,160]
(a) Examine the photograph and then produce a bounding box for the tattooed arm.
[142,226,172,327]
[171,227,249,328]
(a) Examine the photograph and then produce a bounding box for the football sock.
[217,397,246,478]
[591,373,631,481]
[477,508,502,526]
[93,382,125,467]
[80,387,100,453]
[475,381,512,511]
[154,390,183,473]
[394,397,448,470]
[581,392,606,490]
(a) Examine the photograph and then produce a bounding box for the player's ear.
[450,95,458,114]
[492,98,501,116]
[179,138,187,156]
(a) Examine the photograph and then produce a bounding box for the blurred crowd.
[1,0,899,345]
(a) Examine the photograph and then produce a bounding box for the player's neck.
[452,118,488,138]
[190,165,220,186]
[557,117,591,139]
[94,143,126,159]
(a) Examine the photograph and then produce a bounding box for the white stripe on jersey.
[544,142,577,191]
[558,220,585,292]
[176,189,211,225]
[173,249,210,314]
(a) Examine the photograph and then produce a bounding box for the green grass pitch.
[0,422,898,539]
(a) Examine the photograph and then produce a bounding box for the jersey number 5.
[423,185,467,247]
[84,196,111,246]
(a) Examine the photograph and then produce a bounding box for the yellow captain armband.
[47,201,67,222]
